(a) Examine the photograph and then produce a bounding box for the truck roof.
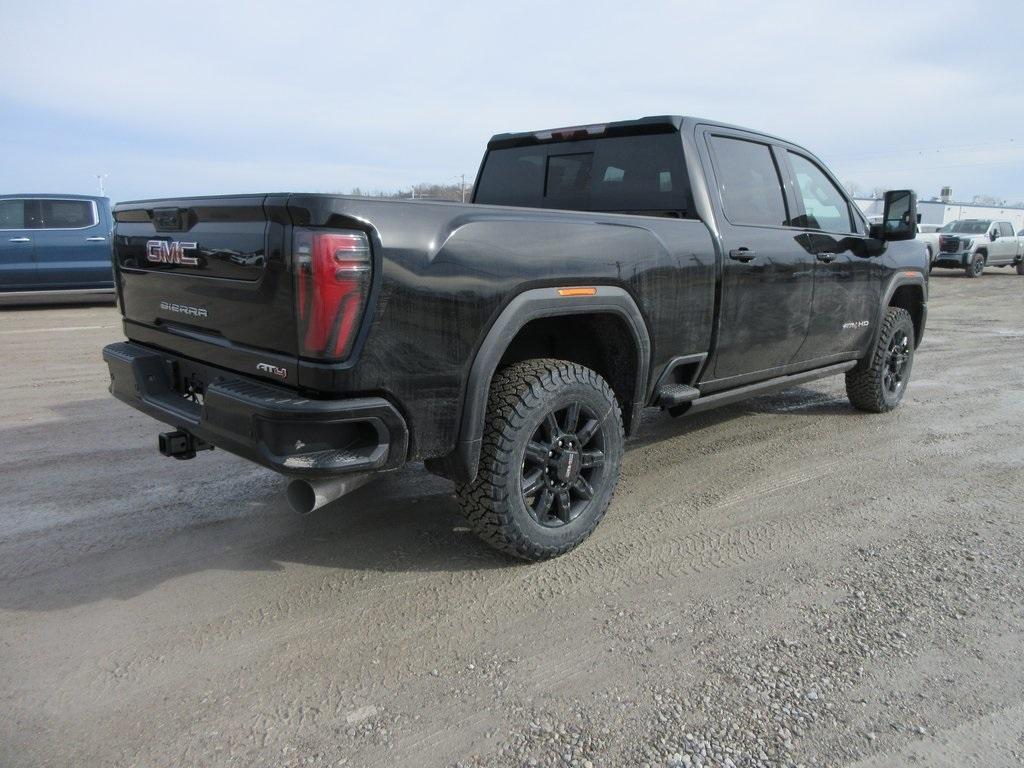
[486,115,789,150]
[0,193,109,202]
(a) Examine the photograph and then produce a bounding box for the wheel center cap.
[555,448,581,484]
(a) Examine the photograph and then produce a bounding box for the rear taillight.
[293,228,371,360]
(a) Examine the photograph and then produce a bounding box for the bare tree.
[348,182,472,202]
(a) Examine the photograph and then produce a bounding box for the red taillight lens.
[294,228,371,360]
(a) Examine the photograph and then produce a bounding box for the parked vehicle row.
[100,115,927,560]
[0,194,115,304]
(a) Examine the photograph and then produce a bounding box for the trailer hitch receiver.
[158,430,213,460]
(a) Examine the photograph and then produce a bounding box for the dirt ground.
[1,268,1022,768]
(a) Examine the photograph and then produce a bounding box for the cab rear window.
[475,134,694,218]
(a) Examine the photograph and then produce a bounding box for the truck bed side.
[283,195,717,461]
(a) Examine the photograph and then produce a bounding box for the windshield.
[940,219,991,234]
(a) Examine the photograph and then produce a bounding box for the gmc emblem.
[147,240,198,266]
[256,362,288,379]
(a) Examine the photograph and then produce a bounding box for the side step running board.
[669,360,857,417]
[655,383,701,408]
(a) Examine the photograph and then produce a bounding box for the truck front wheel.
[456,358,624,561]
[966,253,985,278]
[845,307,916,413]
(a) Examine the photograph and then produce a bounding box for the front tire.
[966,253,985,278]
[456,359,624,561]
[846,307,916,413]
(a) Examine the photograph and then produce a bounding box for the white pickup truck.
[931,219,1024,277]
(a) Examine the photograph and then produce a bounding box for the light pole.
[96,174,109,197]
[452,174,468,202]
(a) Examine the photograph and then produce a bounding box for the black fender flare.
[861,271,927,367]
[428,286,651,484]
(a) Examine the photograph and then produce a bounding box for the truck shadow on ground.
[0,386,857,612]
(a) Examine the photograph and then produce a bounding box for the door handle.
[816,252,837,263]
[728,248,757,263]
[8,237,31,243]
[85,236,107,242]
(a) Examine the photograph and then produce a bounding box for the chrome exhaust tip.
[286,474,373,514]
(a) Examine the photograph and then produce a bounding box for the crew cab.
[0,194,115,304]
[932,218,1024,277]
[102,116,927,560]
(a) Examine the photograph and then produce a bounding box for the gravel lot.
[1,268,1023,767]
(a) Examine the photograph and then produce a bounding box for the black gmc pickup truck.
[103,116,927,560]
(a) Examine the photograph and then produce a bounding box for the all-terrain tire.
[455,359,624,561]
[966,252,985,278]
[1016,259,1024,276]
[845,307,916,413]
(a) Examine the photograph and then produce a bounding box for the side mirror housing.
[990,230,999,241]
[871,190,917,240]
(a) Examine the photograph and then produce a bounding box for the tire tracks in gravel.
[37,449,847,719]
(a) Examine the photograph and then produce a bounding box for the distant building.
[855,197,1024,231]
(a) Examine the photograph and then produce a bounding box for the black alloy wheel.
[520,401,606,528]
[883,329,911,398]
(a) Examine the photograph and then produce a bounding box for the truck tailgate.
[113,194,298,385]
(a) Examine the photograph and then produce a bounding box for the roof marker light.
[534,124,607,142]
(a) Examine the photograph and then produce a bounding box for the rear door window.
[0,199,25,229]
[40,199,97,229]
[0,199,44,229]
[707,135,788,227]
[787,153,854,233]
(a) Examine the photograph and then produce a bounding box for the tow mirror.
[990,230,999,241]
[872,189,917,241]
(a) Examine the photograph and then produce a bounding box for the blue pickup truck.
[0,194,115,304]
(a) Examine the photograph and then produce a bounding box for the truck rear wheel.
[845,307,915,413]
[1017,259,1024,276]
[966,253,985,278]
[456,358,624,561]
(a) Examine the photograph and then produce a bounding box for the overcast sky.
[2,0,1022,203]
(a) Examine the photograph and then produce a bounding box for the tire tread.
[845,306,914,413]
[456,358,623,561]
